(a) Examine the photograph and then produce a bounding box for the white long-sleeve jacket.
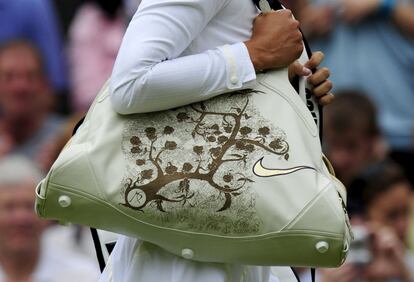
[110,0,257,115]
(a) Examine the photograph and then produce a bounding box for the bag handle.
[252,0,323,142]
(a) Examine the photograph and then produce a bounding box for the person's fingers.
[288,61,312,81]
[305,51,324,69]
[312,80,333,97]
[307,67,330,85]
[317,92,335,105]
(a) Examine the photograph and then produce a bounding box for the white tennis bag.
[35,0,352,268]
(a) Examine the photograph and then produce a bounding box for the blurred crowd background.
[0,0,412,281]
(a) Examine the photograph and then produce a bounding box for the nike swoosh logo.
[253,157,315,177]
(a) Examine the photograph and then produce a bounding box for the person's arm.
[110,0,255,114]
[110,0,304,115]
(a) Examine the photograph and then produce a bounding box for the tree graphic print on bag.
[121,90,291,234]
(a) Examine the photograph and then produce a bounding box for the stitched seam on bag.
[48,184,343,240]
[279,180,333,231]
[82,81,123,203]
[96,80,110,103]
[85,150,108,201]
[280,181,331,231]
[81,82,110,202]
[48,151,106,201]
[262,79,317,136]
[47,143,105,201]
[259,77,318,137]
[84,83,110,141]
[83,90,106,200]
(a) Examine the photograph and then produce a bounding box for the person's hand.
[288,51,334,105]
[245,9,303,71]
[340,0,381,23]
[320,263,360,282]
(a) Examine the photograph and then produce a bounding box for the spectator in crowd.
[0,155,100,282]
[68,0,125,112]
[297,0,414,186]
[313,161,414,282]
[0,40,63,166]
[323,90,386,187]
[0,0,68,95]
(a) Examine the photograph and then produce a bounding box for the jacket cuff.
[217,42,257,90]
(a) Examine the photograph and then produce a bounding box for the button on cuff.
[230,75,239,85]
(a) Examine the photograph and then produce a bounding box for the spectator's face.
[0,47,47,119]
[0,183,46,256]
[367,182,412,242]
[324,129,375,186]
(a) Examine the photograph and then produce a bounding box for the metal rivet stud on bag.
[58,195,72,208]
[315,241,329,253]
[181,248,194,259]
